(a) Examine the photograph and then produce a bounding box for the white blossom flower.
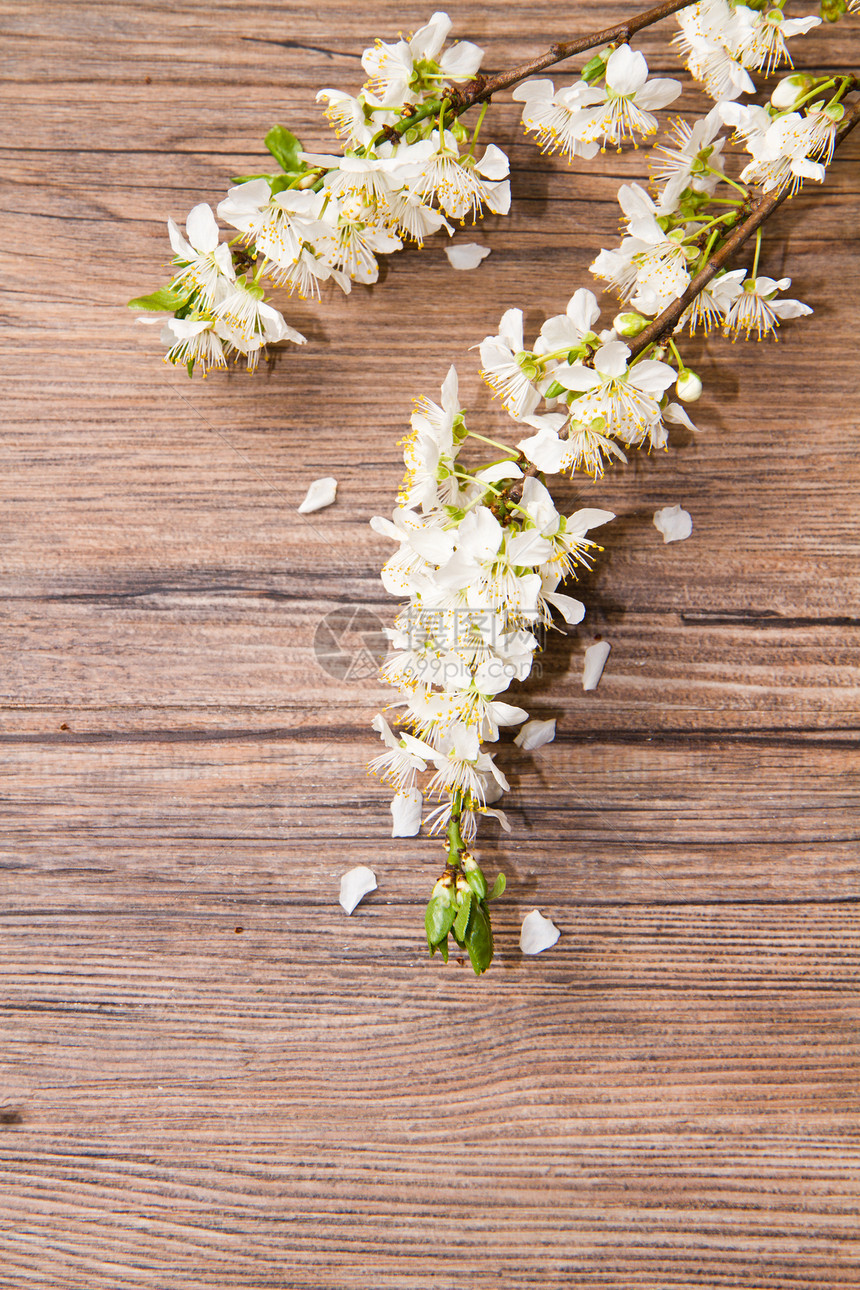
[553,340,676,449]
[212,282,306,368]
[412,135,511,222]
[162,318,227,375]
[511,77,603,161]
[740,112,827,194]
[723,275,812,339]
[400,365,463,513]
[361,11,483,106]
[737,7,821,76]
[653,503,693,543]
[167,203,235,307]
[479,308,541,418]
[650,107,727,207]
[577,45,682,150]
[681,267,745,333]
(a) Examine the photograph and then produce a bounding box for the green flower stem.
[681,210,738,242]
[465,430,516,453]
[706,166,749,196]
[447,793,465,866]
[750,226,762,280]
[667,336,684,369]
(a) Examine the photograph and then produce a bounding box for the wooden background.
[2,2,859,1286]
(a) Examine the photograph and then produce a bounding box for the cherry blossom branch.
[630,97,860,358]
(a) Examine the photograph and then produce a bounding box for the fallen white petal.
[583,641,611,691]
[390,788,422,837]
[298,476,338,514]
[653,503,692,544]
[445,242,491,271]
[520,909,561,955]
[339,865,377,914]
[514,718,557,751]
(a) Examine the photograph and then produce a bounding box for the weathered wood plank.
[2,0,859,1285]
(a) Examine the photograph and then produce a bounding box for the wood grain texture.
[1,2,859,1286]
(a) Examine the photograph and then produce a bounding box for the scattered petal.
[391,788,422,837]
[583,641,611,691]
[514,718,557,751]
[298,476,338,514]
[445,242,491,271]
[653,503,692,544]
[520,909,561,955]
[339,865,377,914]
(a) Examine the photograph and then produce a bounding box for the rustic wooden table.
[3,2,859,1286]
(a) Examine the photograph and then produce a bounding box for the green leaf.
[425,895,456,947]
[453,889,472,943]
[466,903,494,975]
[127,286,191,312]
[463,861,487,902]
[264,124,305,173]
[488,872,506,901]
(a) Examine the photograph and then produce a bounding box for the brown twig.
[629,98,860,358]
[459,0,695,108]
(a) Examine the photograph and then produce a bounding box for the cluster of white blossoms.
[131,11,515,374]
[369,362,613,846]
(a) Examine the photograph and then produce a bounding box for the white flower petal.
[514,718,557,751]
[583,641,611,691]
[445,242,491,270]
[298,477,338,514]
[185,203,220,254]
[520,909,561,955]
[339,865,378,914]
[391,788,422,837]
[653,503,692,544]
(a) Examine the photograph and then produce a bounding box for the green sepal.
[270,173,303,196]
[488,872,506,901]
[128,286,192,312]
[231,172,275,185]
[544,380,566,400]
[264,124,305,173]
[463,862,488,903]
[453,889,472,943]
[425,894,456,947]
[581,53,607,85]
[466,902,494,975]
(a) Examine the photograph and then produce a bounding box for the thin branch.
[630,98,860,358]
[454,0,694,109]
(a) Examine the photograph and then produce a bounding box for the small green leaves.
[127,286,192,312]
[264,125,305,173]
[425,893,456,948]
[465,902,493,975]
[488,872,506,901]
[462,853,488,902]
[453,888,472,942]
[581,51,609,85]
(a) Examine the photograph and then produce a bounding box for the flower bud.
[613,311,648,337]
[675,369,702,403]
[770,74,810,109]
